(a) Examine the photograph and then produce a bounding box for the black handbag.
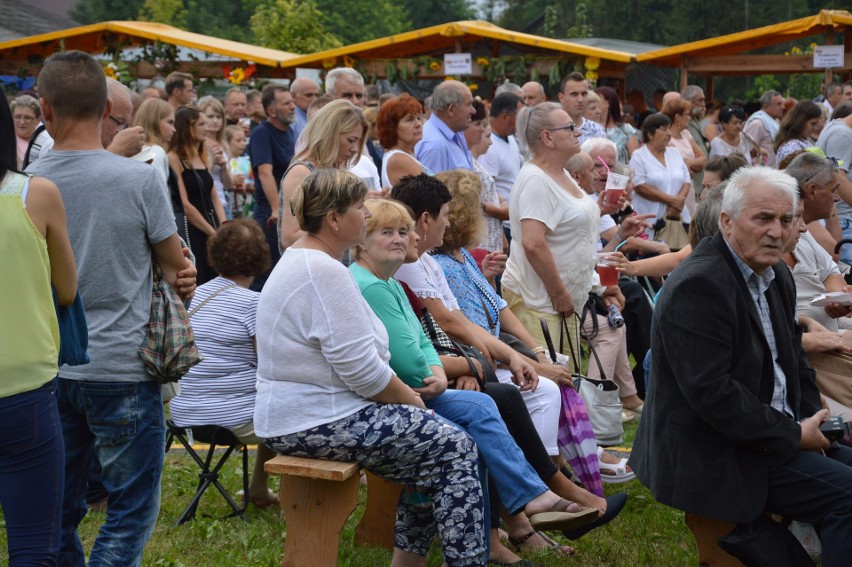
[420,307,496,390]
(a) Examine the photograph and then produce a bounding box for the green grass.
[0,421,697,566]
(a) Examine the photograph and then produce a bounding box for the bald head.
[522,81,546,107]
[661,91,682,109]
[103,78,132,147]
[290,77,320,112]
[566,151,596,194]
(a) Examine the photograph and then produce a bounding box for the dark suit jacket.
[629,232,822,523]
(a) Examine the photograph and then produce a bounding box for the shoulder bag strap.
[188,284,237,317]
[575,312,608,382]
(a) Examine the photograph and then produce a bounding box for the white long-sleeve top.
[254,248,393,437]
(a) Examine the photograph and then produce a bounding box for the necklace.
[308,233,333,254]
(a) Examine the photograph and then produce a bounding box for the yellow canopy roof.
[637,9,852,66]
[279,20,635,68]
[0,20,299,69]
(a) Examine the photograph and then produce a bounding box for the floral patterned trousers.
[265,403,487,566]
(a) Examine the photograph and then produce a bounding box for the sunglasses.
[548,123,576,133]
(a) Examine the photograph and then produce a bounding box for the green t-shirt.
[350,263,441,388]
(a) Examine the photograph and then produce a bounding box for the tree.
[250,0,342,53]
[316,0,410,45]
[71,0,146,23]
[401,0,476,29]
[137,0,188,29]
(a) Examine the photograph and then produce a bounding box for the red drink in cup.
[596,253,618,286]
[603,172,629,208]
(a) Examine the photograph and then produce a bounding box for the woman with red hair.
[377,93,434,187]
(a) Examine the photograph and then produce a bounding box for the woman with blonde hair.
[277,99,368,252]
[197,96,233,217]
[168,105,226,284]
[134,97,176,184]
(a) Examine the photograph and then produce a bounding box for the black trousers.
[765,443,852,566]
[483,382,559,527]
[618,278,654,399]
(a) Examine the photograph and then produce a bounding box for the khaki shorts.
[228,421,264,445]
[503,287,580,357]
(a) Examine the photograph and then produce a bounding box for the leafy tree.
[316,0,410,45]
[137,0,187,29]
[401,0,476,29]
[250,0,342,53]
[71,0,146,23]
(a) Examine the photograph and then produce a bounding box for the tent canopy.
[637,9,852,77]
[279,20,635,69]
[0,20,299,76]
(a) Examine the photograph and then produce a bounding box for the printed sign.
[813,45,844,68]
[444,53,472,75]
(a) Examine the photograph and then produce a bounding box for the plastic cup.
[603,172,628,207]
[595,253,618,287]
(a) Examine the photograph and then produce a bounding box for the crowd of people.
[3,49,852,566]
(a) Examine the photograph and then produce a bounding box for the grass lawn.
[0,422,697,566]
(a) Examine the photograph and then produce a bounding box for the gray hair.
[565,151,591,174]
[680,85,704,103]
[10,94,40,117]
[495,81,523,97]
[106,77,130,102]
[325,68,364,96]
[431,80,468,113]
[581,137,618,161]
[785,152,836,193]
[832,101,852,121]
[515,102,562,159]
[720,166,799,226]
[760,90,781,108]
[691,182,725,245]
[825,82,842,98]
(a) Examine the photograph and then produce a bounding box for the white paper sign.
[813,45,844,68]
[444,53,472,75]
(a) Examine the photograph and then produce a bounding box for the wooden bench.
[265,456,402,567]
[685,513,745,567]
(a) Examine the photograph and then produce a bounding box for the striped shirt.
[169,277,259,427]
[725,240,793,417]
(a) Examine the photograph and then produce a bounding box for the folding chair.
[165,419,249,525]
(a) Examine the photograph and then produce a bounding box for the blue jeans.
[426,389,548,515]
[0,379,64,567]
[56,379,165,567]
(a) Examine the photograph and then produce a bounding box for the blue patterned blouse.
[430,247,507,337]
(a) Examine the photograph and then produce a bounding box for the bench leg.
[354,471,402,550]
[685,512,745,567]
[278,473,359,567]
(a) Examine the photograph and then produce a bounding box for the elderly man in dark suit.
[629,166,852,565]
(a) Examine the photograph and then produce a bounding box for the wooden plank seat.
[264,455,402,567]
[685,512,745,567]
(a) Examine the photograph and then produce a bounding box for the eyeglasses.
[548,123,576,133]
[108,115,129,131]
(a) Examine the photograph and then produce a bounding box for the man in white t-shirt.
[479,92,524,203]
[744,90,784,166]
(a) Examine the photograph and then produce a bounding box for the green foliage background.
[69,0,847,99]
